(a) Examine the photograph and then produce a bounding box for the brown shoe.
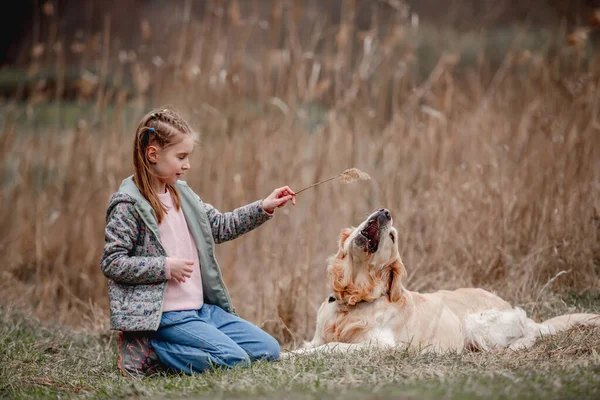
[117,331,161,378]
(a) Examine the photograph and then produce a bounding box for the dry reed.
[295,168,371,195]
[0,1,599,346]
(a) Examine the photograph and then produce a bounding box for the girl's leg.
[201,304,280,361]
[150,309,250,374]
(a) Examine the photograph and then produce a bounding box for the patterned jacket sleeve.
[203,200,273,244]
[100,202,168,284]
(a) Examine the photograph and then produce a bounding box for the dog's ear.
[388,258,407,303]
[327,227,356,304]
[337,228,354,256]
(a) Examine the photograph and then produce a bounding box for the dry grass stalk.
[295,168,371,195]
[1,3,600,344]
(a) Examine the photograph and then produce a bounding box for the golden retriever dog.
[287,209,600,356]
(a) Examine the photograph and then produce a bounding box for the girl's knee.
[151,339,250,373]
[222,347,251,368]
[256,334,280,361]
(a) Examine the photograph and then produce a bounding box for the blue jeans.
[149,304,279,374]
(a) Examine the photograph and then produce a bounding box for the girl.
[100,108,296,377]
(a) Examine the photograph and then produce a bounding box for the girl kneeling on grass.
[100,108,296,377]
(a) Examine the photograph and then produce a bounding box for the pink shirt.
[157,191,204,312]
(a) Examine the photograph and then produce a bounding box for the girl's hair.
[132,107,196,223]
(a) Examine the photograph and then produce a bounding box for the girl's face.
[148,135,194,190]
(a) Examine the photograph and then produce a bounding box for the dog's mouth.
[359,218,380,253]
[353,209,392,254]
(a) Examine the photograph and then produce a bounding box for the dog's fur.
[288,209,600,356]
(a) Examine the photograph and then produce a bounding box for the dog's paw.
[279,347,315,359]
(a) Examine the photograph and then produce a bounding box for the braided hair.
[132,108,197,223]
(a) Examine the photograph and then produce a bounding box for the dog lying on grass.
[286,209,600,356]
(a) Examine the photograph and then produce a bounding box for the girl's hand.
[262,186,296,214]
[167,257,194,283]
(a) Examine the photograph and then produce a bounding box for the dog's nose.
[379,208,391,220]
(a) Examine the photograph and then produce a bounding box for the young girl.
[100,108,296,376]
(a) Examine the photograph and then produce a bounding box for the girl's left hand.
[262,186,296,214]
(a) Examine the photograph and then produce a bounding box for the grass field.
[2,297,600,400]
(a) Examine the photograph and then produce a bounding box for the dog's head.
[327,208,406,305]
[341,208,397,264]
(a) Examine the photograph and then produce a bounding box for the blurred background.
[1,0,599,347]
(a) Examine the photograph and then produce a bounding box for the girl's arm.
[203,200,272,244]
[200,185,295,244]
[100,202,168,284]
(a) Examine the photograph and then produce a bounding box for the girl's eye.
[389,233,395,243]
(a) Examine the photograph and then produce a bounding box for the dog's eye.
[389,232,395,243]
[328,296,337,303]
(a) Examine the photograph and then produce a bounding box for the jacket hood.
[106,175,190,235]
[106,192,136,219]
[114,175,190,204]
[118,175,148,202]
[105,176,151,222]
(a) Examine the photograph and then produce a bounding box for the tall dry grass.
[1,1,599,345]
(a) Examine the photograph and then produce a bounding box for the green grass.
[2,303,600,400]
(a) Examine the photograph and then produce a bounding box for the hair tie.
[150,113,156,119]
[149,127,155,133]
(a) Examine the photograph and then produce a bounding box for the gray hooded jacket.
[100,176,272,331]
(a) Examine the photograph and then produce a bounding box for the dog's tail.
[540,313,600,333]
[508,312,600,350]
